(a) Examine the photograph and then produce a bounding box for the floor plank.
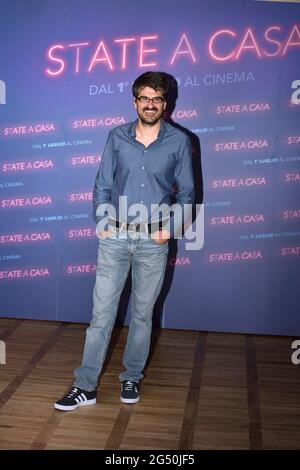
[0,319,299,450]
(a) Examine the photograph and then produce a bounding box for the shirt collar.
[128,118,167,140]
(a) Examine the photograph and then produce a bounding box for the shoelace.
[124,381,135,391]
[67,387,79,398]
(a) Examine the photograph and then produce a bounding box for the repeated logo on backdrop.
[0,0,299,334]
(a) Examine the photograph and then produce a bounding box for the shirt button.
[142,166,145,170]
[140,201,143,204]
[143,150,147,153]
[141,184,144,187]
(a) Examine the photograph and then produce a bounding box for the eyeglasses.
[136,96,165,105]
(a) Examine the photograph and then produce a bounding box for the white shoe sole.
[120,397,140,404]
[54,398,96,411]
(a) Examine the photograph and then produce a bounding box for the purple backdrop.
[0,0,300,335]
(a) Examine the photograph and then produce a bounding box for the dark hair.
[132,71,169,100]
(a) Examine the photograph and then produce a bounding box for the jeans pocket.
[101,225,118,240]
[148,235,169,247]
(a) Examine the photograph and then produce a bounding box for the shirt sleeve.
[92,131,116,224]
[171,134,195,238]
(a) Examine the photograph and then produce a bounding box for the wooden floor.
[0,318,299,450]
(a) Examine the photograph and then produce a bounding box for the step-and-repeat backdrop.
[0,0,299,335]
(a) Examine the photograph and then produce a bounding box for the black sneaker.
[120,380,139,404]
[54,387,96,411]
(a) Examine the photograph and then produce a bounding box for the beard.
[137,106,164,126]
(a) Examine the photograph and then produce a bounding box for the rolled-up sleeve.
[171,134,195,237]
[92,131,116,223]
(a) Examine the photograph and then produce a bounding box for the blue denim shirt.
[93,119,195,237]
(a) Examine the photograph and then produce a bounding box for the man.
[54,71,194,411]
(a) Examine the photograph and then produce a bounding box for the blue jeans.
[73,225,169,391]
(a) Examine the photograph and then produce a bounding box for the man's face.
[133,86,166,126]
